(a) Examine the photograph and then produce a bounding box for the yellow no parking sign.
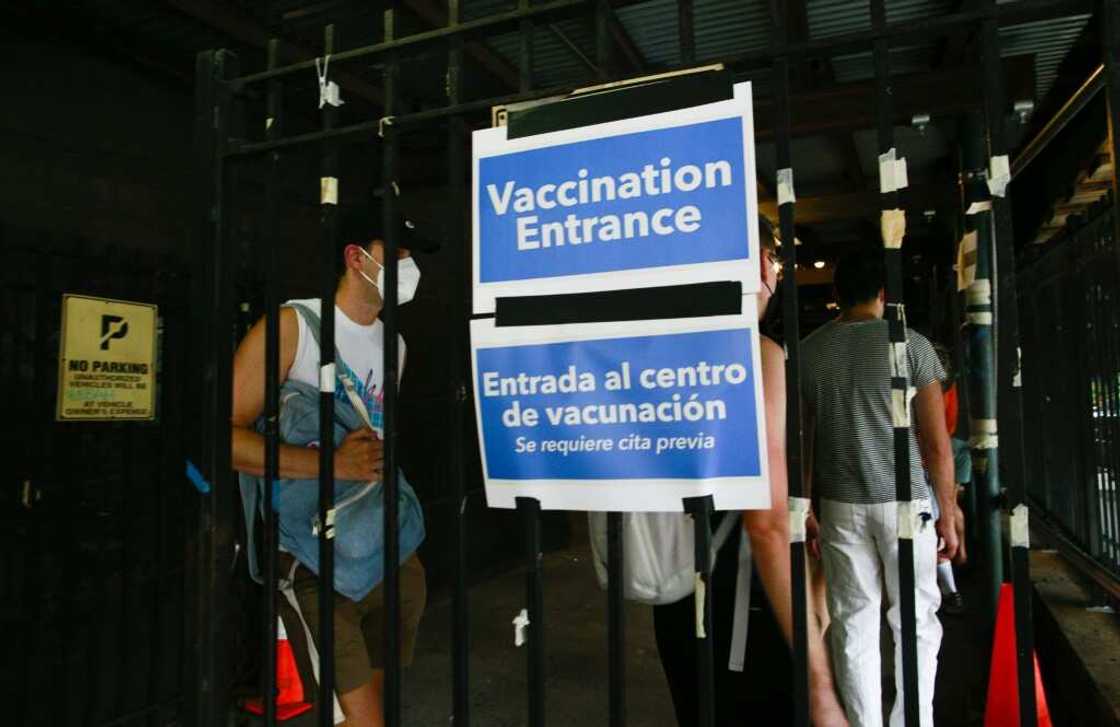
[57,294,158,421]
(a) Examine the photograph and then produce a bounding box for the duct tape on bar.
[966,279,992,325]
[889,341,910,379]
[513,609,530,647]
[1010,504,1030,548]
[315,55,344,109]
[694,574,707,638]
[320,363,336,393]
[1013,347,1023,388]
[957,231,978,292]
[320,177,338,205]
[897,500,918,540]
[777,168,796,206]
[789,496,811,543]
[987,155,1010,198]
[881,209,906,249]
[969,418,998,449]
[966,200,992,216]
[892,386,916,428]
[879,149,909,194]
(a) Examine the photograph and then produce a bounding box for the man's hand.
[334,429,384,482]
[936,514,959,562]
[806,511,822,560]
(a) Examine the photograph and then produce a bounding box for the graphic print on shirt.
[336,357,384,435]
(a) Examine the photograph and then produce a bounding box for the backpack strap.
[286,301,373,431]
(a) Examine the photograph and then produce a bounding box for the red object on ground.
[243,636,313,721]
[984,583,1052,727]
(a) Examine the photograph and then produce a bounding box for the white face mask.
[358,247,421,305]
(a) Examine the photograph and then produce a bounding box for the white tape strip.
[320,363,336,393]
[895,157,909,190]
[265,116,274,131]
[788,496,811,544]
[988,155,1011,198]
[891,388,912,428]
[694,574,707,638]
[879,148,900,193]
[969,418,999,449]
[1010,504,1030,548]
[777,167,796,206]
[966,279,992,305]
[967,312,993,325]
[315,55,344,109]
[1013,347,1023,388]
[513,609,530,647]
[881,208,906,249]
[966,200,992,215]
[889,341,910,379]
[897,501,915,540]
[320,176,338,205]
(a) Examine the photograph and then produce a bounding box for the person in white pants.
[801,250,959,727]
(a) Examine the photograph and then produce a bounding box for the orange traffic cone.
[984,583,1052,727]
[244,619,314,721]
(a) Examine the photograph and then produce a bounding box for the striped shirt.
[801,319,945,504]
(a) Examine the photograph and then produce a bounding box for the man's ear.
[343,243,361,271]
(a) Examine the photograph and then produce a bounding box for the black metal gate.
[0,228,191,727]
[1020,205,1120,593]
[186,2,1120,727]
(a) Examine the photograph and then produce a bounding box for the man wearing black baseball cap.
[231,197,438,726]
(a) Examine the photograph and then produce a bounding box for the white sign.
[473,82,761,313]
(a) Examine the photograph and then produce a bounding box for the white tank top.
[285,298,405,422]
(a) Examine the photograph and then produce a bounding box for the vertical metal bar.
[592,4,624,725]
[189,48,238,727]
[517,496,545,727]
[677,0,695,66]
[382,7,403,726]
[318,24,339,727]
[682,496,714,727]
[979,4,1037,723]
[960,113,1004,617]
[870,2,920,725]
[519,0,534,93]
[770,1,810,724]
[261,36,284,727]
[446,2,471,725]
[606,511,625,727]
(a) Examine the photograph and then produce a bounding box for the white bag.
[588,511,740,606]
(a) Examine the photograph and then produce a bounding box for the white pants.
[820,499,942,727]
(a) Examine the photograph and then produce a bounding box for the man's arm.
[231,308,318,478]
[231,308,383,481]
[913,381,959,560]
[743,338,847,726]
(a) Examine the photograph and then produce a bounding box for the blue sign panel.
[471,313,770,511]
[479,118,747,282]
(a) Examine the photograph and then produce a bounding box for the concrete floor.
[253,536,1002,726]
[402,543,674,726]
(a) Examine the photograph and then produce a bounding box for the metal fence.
[1020,204,1120,593]
[0,233,191,726]
[185,2,1113,727]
